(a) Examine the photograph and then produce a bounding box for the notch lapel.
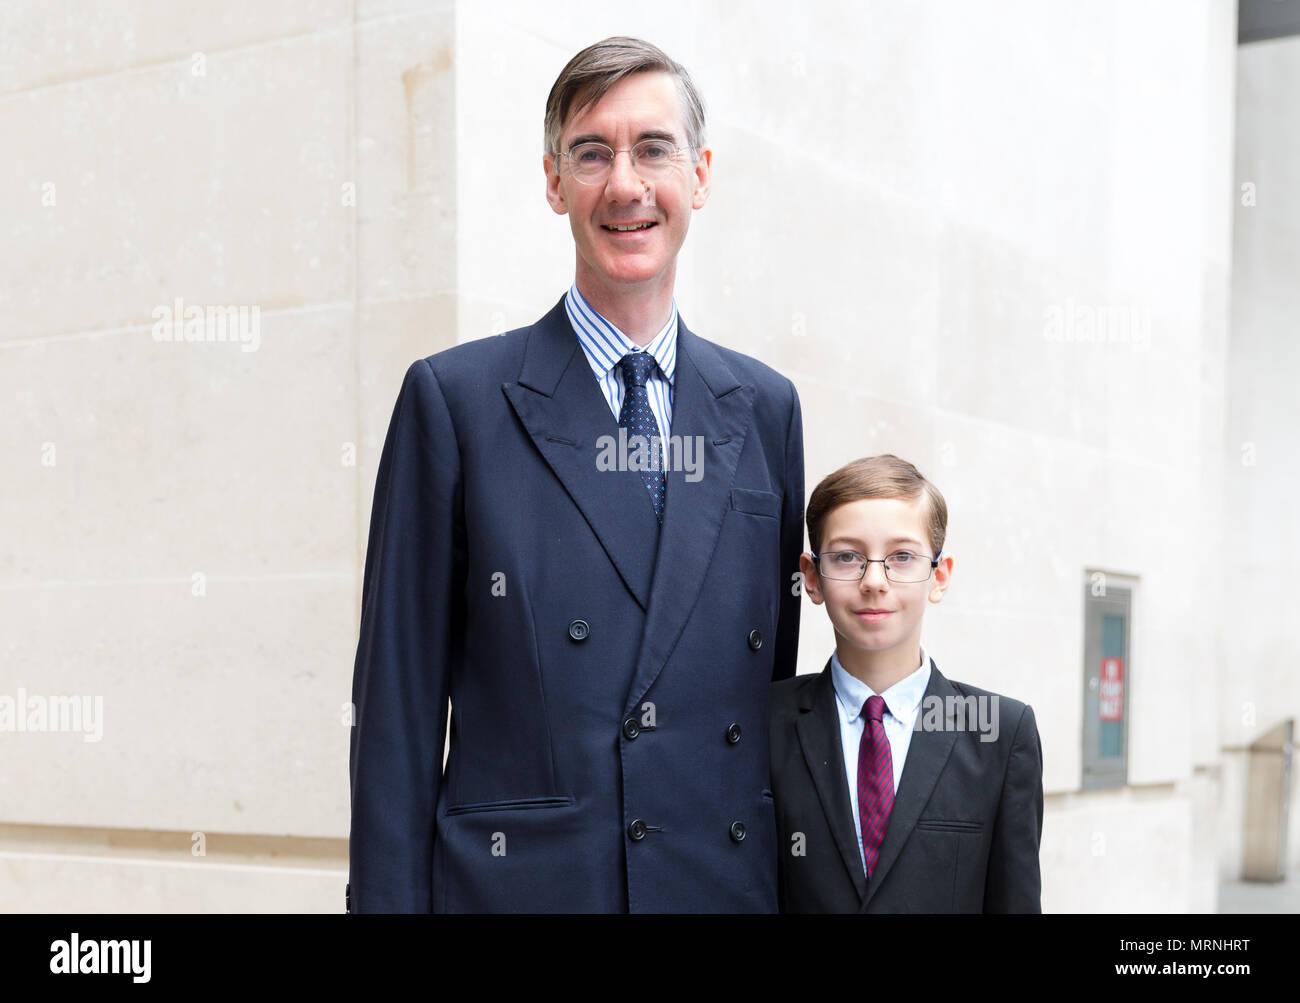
[859,660,959,911]
[795,659,868,902]
[502,297,661,610]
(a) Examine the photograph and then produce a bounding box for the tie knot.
[619,351,656,389]
[862,694,888,724]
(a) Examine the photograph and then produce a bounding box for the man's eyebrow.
[636,129,681,144]
[564,128,682,148]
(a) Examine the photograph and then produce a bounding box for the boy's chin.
[843,638,899,655]
[835,625,901,653]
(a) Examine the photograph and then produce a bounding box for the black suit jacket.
[769,656,1043,912]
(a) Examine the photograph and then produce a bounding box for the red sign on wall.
[1099,657,1124,721]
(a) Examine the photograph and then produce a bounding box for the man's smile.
[601,221,658,232]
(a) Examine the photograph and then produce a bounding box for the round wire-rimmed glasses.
[556,139,696,185]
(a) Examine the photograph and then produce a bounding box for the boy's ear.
[799,552,823,605]
[928,554,954,604]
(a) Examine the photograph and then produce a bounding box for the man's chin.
[594,259,666,286]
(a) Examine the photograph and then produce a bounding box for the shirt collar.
[830,645,931,730]
[565,283,677,385]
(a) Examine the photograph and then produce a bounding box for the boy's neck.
[836,639,924,695]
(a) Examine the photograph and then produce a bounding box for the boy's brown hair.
[806,454,948,557]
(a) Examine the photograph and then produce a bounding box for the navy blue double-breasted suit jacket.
[347,295,804,912]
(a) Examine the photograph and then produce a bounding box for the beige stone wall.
[1,0,1263,913]
[1228,33,1300,880]
[1,0,455,912]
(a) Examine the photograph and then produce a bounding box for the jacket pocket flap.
[444,795,575,816]
[731,487,781,518]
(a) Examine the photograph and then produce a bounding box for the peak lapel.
[502,297,660,610]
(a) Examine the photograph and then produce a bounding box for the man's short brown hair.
[806,454,948,557]
[543,36,706,157]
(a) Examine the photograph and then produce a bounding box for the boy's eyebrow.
[825,536,926,550]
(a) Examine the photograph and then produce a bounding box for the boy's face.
[800,496,954,661]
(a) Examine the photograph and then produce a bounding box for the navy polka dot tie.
[617,351,666,524]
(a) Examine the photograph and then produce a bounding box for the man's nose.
[604,150,649,201]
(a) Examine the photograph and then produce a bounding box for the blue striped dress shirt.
[564,283,676,441]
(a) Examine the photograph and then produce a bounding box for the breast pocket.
[914,818,984,834]
[730,487,781,519]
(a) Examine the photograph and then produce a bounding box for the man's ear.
[544,154,568,215]
[691,146,712,210]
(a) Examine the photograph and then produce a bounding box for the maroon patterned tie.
[857,694,894,880]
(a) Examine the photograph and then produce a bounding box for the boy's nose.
[859,561,890,589]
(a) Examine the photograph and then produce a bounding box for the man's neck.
[836,638,924,695]
[574,271,676,348]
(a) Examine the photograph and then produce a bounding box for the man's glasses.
[556,139,695,186]
[812,550,940,584]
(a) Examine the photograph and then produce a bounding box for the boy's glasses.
[812,550,940,584]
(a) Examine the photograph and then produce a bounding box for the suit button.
[726,723,742,744]
[622,717,640,740]
[747,628,763,651]
[568,619,590,642]
[628,819,647,841]
[730,821,747,843]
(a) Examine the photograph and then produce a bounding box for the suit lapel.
[503,297,661,610]
[795,659,868,902]
[622,318,755,710]
[859,659,959,911]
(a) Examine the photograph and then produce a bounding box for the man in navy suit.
[346,36,805,912]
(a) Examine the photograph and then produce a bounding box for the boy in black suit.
[770,454,1043,912]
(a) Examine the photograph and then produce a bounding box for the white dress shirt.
[830,645,932,875]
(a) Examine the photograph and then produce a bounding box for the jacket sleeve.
[772,377,804,682]
[347,358,464,913]
[983,703,1045,913]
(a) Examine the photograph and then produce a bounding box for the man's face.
[544,71,711,297]
[800,497,953,660]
